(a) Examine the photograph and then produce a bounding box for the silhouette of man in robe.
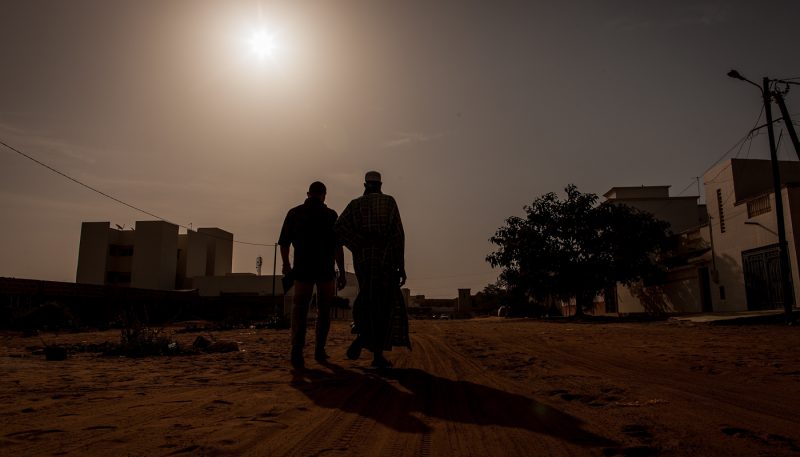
[335,171,411,368]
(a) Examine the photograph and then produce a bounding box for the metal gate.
[742,244,794,310]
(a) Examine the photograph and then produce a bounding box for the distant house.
[404,288,474,318]
[607,158,800,315]
[192,271,359,318]
[602,186,711,314]
[603,186,708,234]
[76,220,359,318]
[77,221,232,291]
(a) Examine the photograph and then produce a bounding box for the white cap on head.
[365,171,382,183]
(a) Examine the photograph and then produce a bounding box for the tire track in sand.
[281,373,382,457]
[408,326,614,456]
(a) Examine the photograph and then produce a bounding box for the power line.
[743,132,756,159]
[703,106,767,186]
[1,139,174,223]
[733,126,757,159]
[620,111,764,218]
[674,179,697,197]
[675,107,773,230]
[0,139,276,247]
[703,105,764,180]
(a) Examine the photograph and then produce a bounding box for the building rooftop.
[603,186,671,200]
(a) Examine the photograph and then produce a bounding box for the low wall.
[0,277,285,330]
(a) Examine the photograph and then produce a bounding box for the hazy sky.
[2,1,800,297]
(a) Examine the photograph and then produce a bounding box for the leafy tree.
[474,281,560,317]
[486,185,671,317]
[472,282,522,313]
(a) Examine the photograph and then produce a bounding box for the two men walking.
[279,172,410,370]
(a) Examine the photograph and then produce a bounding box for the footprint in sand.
[83,425,117,431]
[6,429,65,441]
[622,424,653,441]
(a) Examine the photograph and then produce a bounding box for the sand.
[1,318,799,456]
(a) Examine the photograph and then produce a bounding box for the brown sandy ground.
[1,318,799,456]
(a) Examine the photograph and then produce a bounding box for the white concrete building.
[608,159,800,314]
[76,221,233,291]
[603,186,711,314]
[603,186,708,234]
[703,158,800,312]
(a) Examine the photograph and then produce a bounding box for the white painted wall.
[704,159,800,312]
[131,220,178,290]
[76,222,110,285]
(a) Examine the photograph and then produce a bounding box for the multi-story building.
[603,186,710,314]
[703,158,800,312]
[603,186,708,234]
[608,159,800,314]
[76,220,233,291]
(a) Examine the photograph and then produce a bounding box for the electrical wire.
[703,107,768,186]
[733,127,756,160]
[0,139,276,247]
[649,106,773,234]
[674,179,697,197]
[705,105,765,171]
[743,132,756,159]
[1,140,174,223]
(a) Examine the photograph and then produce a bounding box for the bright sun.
[247,29,279,60]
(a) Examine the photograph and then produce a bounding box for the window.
[747,195,771,218]
[716,189,726,233]
[109,244,133,257]
[719,285,726,300]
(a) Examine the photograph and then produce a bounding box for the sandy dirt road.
[1,318,799,456]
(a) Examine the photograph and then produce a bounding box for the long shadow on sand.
[290,363,616,448]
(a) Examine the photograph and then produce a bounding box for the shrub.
[104,323,187,357]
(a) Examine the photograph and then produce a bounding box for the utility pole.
[772,91,800,161]
[729,70,797,324]
[272,243,278,315]
[762,77,795,323]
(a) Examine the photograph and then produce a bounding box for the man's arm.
[335,245,346,290]
[393,200,406,287]
[334,200,362,252]
[277,210,294,275]
[280,244,292,275]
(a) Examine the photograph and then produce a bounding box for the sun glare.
[247,28,279,61]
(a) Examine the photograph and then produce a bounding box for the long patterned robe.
[335,191,411,352]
